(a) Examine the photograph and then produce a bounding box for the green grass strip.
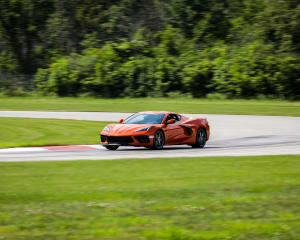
[0,117,109,148]
[1,96,300,116]
[0,155,300,239]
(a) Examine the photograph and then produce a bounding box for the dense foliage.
[0,0,299,99]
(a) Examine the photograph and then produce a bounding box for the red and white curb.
[0,145,102,153]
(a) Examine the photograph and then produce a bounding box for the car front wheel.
[105,145,119,150]
[152,130,165,150]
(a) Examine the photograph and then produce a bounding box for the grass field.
[0,118,109,148]
[1,96,300,116]
[0,155,300,239]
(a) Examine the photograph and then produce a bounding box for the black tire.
[192,128,207,148]
[105,145,119,150]
[152,130,165,150]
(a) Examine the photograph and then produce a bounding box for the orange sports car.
[100,111,210,150]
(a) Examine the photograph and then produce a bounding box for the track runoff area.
[0,112,300,162]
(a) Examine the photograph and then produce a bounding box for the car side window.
[166,114,173,123]
[166,114,180,123]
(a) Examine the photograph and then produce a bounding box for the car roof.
[138,111,177,115]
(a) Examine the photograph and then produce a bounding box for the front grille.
[106,136,134,144]
[101,135,107,142]
[135,135,150,143]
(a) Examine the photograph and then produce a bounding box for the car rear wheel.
[192,128,207,148]
[105,145,119,151]
[152,130,165,150]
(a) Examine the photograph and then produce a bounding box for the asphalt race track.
[1,111,300,162]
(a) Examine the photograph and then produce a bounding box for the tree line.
[0,0,299,99]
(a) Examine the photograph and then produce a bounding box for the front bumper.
[100,134,152,146]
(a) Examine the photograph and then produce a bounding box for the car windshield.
[123,113,165,124]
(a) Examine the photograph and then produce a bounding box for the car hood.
[103,124,157,135]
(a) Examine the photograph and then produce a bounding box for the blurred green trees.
[0,0,299,99]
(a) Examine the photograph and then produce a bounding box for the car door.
[163,114,185,145]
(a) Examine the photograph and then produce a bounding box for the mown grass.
[0,155,300,239]
[1,96,300,116]
[0,117,109,148]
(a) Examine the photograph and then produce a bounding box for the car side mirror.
[166,119,176,125]
[119,119,124,123]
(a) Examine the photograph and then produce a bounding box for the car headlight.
[134,126,154,132]
[103,126,110,132]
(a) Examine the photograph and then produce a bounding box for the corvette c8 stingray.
[100,111,210,150]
